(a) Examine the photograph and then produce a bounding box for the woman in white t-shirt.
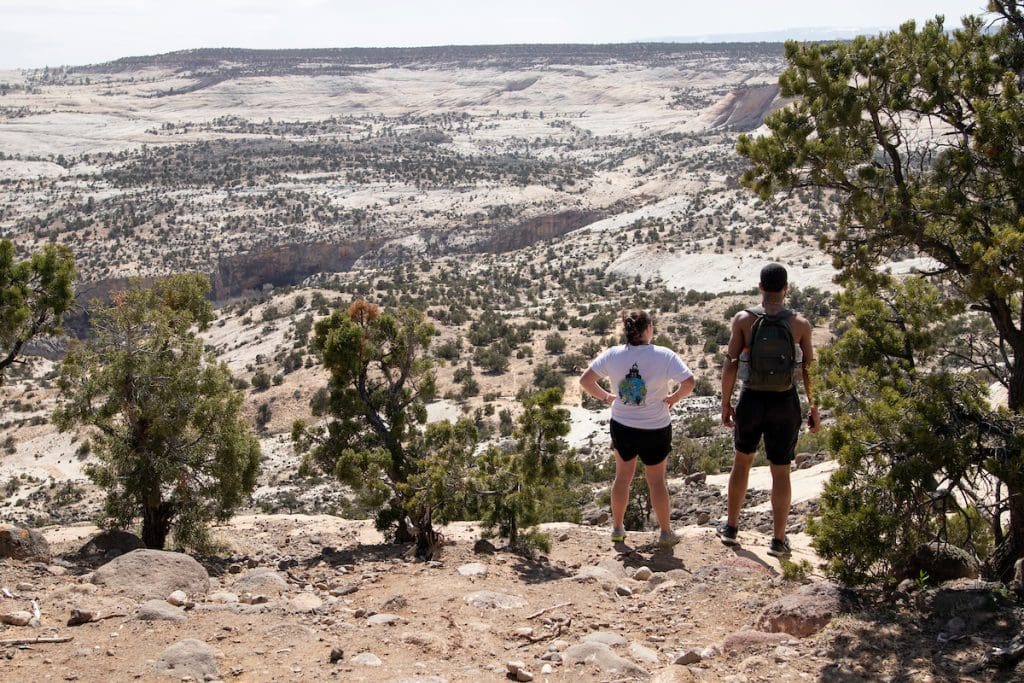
[579,310,695,548]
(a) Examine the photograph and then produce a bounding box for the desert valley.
[0,41,1021,682]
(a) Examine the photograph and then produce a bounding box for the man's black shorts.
[609,419,672,466]
[734,388,801,465]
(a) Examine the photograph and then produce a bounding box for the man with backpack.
[718,263,820,557]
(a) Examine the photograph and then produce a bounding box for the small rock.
[583,631,627,647]
[351,652,382,667]
[774,645,799,661]
[330,585,358,596]
[514,627,535,639]
[15,582,34,592]
[67,609,95,626]
[137,600,187,622]
[0,610,32,626]
[287,593,323,613]
[506,660,526,674]
[563,642,649,678]
[473,539,496,554]
[583,509,610,526]
[457,563,488,577]
[945,616,967,634]
[0,526,51,562]
[366,613,402,626]
[233,569,289,596]
[632,567,653,581]
[629,642,661,664]
[380,595,407,611]
[464,591,527,609]
[541,663,553,674]
[166,590,188,606]
[696,511,711,525]
[328,646,344,664]
[153,639,222,679]
[674,650,702,665]
[227,564,243,574]
[615,584,633,597]
[208,592,240,604]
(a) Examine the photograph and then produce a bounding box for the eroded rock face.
[210,240,374,300]
[0,525,51,562]
[90,549,210,599]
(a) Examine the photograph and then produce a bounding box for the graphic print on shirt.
[618,363,647,406]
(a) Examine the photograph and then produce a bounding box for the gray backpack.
[745,307,795,391]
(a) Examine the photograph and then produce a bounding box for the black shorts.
[609,419,672,466]
[734,388,801,465]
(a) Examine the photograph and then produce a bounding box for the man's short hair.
[759,263,788,293]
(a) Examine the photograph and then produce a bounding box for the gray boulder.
[755,582,847,637]
[137,599,187,622]
[232,568,290,596]
[562,642,649,678]
[463,591,527,609]
[91,549,210,599]
[153,639,222,679]
[915,579,1005,619]
[904,542,979,582]
[77,529,145,559]
[0,525,51,562]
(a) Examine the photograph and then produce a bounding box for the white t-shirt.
[588,344,693,430]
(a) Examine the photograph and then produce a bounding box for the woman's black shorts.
[609,419,672,466]
[734,387,802,465]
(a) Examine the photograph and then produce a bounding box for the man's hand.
[807,405,821,433]
[721,403,735,428]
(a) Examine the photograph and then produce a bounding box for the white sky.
[0,0,990,69]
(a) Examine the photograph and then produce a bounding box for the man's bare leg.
[726,451,756,527]
[769,463,792,541]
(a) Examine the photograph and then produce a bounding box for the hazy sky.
[0,0,991,69]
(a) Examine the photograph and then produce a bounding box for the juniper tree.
[53,274,260,550]
[474,387,582,555]
[738,2,1024,579]
[806,276,1007,583]
[0,240,75,383]
[293,300,475,559]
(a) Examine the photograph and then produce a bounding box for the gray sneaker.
[657,529,680,548]
[716,522,739,546]
[767,536,792,557]
[611,527,626,543]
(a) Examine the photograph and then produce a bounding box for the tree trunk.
[1008,347,1024,414]
[993,480,1024,582]
[999,346,1024,581]
[411,507,440,560]
[142,501,174,549]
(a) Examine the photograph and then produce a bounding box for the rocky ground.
[2,511,1022,683]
